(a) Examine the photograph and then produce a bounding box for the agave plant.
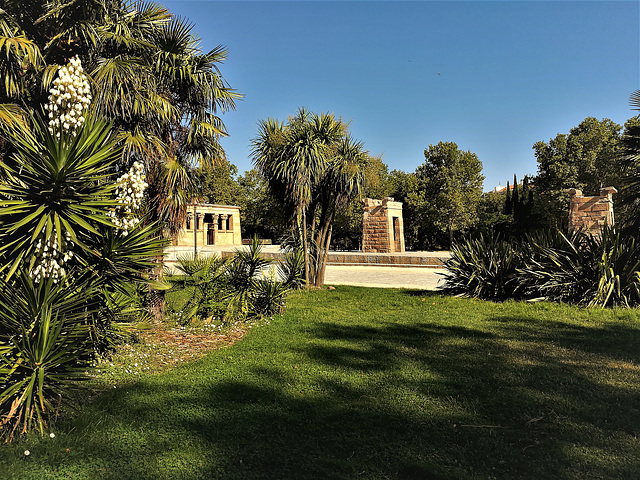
[590,226,640,307]
[441,233,523,301]
[517,229,598,303]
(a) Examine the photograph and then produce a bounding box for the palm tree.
[311,135,367,286]
[251,108,367,287]
[0,0,241,235]
[0,5,43,137]
[619,90,640,232]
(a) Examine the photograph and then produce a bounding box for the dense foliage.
[0,0,243,438]
[0,103,165,440]
[533,116,640,229]
[443,226,640,308]
[0,0,241,236]
[408,141,484,248]
[173,238,302,324]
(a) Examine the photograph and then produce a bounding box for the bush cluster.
[172,238,304,325]
[442,226,640,307]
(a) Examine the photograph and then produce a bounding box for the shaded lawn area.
[2,287,640,479]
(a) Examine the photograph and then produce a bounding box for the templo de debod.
[173,203,242,247]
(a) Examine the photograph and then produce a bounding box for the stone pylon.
[362,197,405,253]
[567,186,617,237]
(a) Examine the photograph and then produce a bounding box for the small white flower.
[24,450,30,456]
[49,433,55,439]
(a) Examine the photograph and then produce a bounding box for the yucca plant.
[249,279,289,317]
[277,248,306,290]
[590,226,640,307]
[517,229,598,303]
[442,234,523,300]
[80,221,168,351]
[0,113,119,280]
[0,274,97,441]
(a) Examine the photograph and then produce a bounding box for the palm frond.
[630,90,640,112]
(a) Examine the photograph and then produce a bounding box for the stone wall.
[362,197,405,253]
[567,186,617,236]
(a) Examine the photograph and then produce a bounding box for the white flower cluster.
[108,161,148,235]
[30,231,74,283]
[44,56,91,137]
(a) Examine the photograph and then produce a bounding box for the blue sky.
[163,0,639,190]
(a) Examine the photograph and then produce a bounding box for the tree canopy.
[407,141,484,248]
[0,0,241,235]
[251,108,367,287]
[533,116,638,228]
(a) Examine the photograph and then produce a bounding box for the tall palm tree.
[251,108,367,287]
[311,135,367,286]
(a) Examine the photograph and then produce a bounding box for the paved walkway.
[324,265,447,290]
[164,245,449,291]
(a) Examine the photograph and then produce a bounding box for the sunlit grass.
[1,287,639,479]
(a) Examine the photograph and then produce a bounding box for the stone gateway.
[567,187,617,237]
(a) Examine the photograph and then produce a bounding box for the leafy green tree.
[251,108,367,287]
[196,160,244,206]
[386,169,421,249]
[408,142,484,248]
[475,190,510,237]
[236,169,288,241]
[533,117,626,228]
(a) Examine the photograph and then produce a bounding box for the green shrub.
[444,227,640,307]
[278,248,306,290]
[592,227,640,307]
[519,229,601,304]
[174,237,294,324]
[0,108,164,440]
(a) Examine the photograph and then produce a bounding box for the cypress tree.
[504,181,512,215]
[512,174,520,220]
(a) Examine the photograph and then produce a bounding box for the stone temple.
[172,203,242,247]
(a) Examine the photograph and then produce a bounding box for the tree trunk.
[315,222,333,288]
[449,222,454,248]
[148,254,165,322]
[314,206,336,288]
[301,209,310,288]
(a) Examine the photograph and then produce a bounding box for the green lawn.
[2,287,640,479]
